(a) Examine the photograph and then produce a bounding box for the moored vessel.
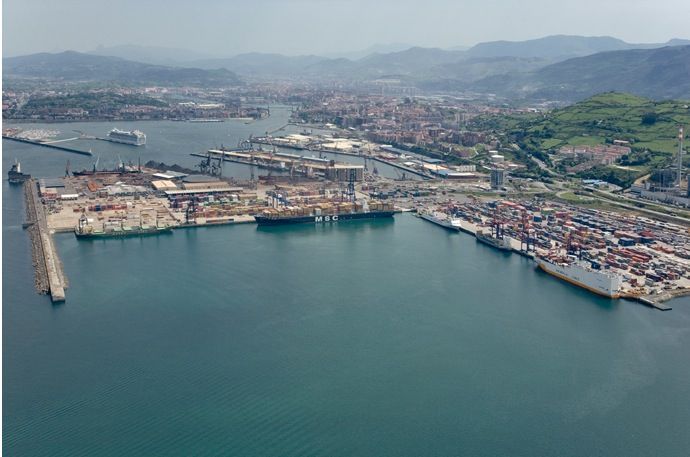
[536,254,623,298]
[75,214,171,239]
[476,231,512,251]
[418,211,461,232]
[8,160,31,184]
[107,128,146,146]
[255,201,396,226]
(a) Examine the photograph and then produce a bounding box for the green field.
[470,92,690,185]
[475,92,690,155]
[524,93,690,155]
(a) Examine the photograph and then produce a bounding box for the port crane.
[237,137,253,151]
[519,208,534,253]
[198,152,223,177]
[341,168,357,203]
[564,232,583,260]
[185,196,198,224]
[489,203,507,240]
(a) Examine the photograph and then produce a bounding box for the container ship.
[255,201,396,226]
[75,214,171,239]
[418,211,460,232]
[8,160,31,184]
[107,128,146,146]
[536,254,623,298]
[476,231,512,251]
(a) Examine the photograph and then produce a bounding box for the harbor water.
[4,118,690,456]
[1,107,414,181]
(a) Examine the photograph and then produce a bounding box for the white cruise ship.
[107,128,146,146]
[536,255,622,298]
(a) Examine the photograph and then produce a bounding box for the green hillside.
[522,93,690,155]
[471,92,690,186]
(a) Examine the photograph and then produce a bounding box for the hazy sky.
[3,0,690,57]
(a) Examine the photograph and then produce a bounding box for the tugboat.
[8,160,30,184]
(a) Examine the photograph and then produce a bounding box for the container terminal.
[17,153,398,300]
[13,148,689,307]
[407,197,689,309]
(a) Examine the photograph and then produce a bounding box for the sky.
[3,0,690,57]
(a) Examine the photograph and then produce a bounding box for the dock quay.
[24,179,67,302]
[190,152,295,175]
[196,149,366,182]
[633,289,690,310]
[250,137,431,178]
[410,197,690,306]
[3,135,93,156]
[173,215,256,229]
[369,155,431,178]
[635,296,673,311]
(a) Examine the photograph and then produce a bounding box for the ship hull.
[419,213,460,232]
[8,174,31,184]
[476,233,512,251]
[255,211,395,226]
[536,259,621,298]
[106,137,146,146]
[75,227,172,239]
[72,171,122,176]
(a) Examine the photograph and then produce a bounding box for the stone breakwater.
[23,180,66,302]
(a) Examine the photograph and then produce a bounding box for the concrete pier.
[635,296,672,311]
[3,135,93,156]
[24,179,66,302]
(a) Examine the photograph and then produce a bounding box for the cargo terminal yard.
[14,149,690,307]
[401,195,690,309]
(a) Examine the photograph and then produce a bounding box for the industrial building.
[490,169,505,189]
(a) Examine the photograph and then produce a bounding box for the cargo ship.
[8,160,31,184]
[536,254,623,298]
[72,158,141,177]
[107,128,146,146]
[75,214,171,239]
[418,211,460,232]
[72,169,126,177]
[476,231,512,251]
[255,201,396,226]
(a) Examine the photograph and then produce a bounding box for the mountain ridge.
[3,51,242,86]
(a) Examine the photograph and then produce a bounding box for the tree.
[641,112,658,125]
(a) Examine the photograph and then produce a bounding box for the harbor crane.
[340,168,357,203]
[185,196,198,224]
[198,152,223,177]
[520,209,534,253]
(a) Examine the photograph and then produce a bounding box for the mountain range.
[4,35,690,100]
[84,35,689,79]
[3,51,241,87]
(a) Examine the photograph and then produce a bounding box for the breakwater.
[3,135,93,156]
[23,179,67,302]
